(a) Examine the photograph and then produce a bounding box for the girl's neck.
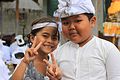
[33,52,49,76]
[35,52,48,62]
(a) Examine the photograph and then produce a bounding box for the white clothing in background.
[54,36,120,80]
[2,45,11,64]
[11,45,28,65]
[10,41,17,57]
[0,51,10,80]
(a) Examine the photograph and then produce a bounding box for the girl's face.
[61,14,96,46]
[31,26,59,54]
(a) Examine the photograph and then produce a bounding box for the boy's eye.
[74,20,81,23]
[62,21,70,25]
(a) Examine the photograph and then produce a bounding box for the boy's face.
[61,14,96,45]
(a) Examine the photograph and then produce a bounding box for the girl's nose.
[47,37,52,43]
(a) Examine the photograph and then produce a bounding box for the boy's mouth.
[69,31,78,36]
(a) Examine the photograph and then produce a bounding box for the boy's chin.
[70,39,80,43]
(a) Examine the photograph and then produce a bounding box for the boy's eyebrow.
[61,18,68,21]
[61,15,82,21]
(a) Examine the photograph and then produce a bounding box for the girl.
[10,17,60,80]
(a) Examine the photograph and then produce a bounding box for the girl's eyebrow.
[42,32,50,35]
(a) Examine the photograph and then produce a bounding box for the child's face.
[33,26,59,54]
[61,14,96,44]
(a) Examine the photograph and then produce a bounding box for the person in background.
[11,35,28,69]
[0,39,10,80]
[44,0,120,80]
[1,35,11,64]
[10,17,60,80]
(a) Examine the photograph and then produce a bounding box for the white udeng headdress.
[54,0,95,18]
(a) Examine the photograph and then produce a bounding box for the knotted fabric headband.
[54,0,95,18]
[32,22,58,30]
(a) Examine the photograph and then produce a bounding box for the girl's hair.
[28,17,60,40]
[31,17,58,36]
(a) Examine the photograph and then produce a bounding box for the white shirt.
[54,36,120,80]
[2,45,11,64]
[0,51,10,80]
[11,45,28,64]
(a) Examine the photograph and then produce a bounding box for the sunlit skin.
[62,14,96,47]
[27,26,59,75]
[34,27,59,55]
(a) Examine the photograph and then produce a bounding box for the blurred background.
[0,0,120,79]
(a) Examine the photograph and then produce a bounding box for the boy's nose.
[68,22,75,30]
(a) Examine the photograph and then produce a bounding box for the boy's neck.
[78,35,93,47]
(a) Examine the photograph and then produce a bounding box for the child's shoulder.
[94,36,116,48]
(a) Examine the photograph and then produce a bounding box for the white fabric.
[1,45,11,64]
[15,35,25,46]
[0,41,4,58]
[54,0,95,18]
[11,45,28,64]
[0,51,10,80]
[0,40,11,64]
[54,36,120,80]
[32,22,57,30]
[0,39,5,44]
[10,41,17,57]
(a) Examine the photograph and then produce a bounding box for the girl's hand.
[23,37,43,64]
[43,53,62,80]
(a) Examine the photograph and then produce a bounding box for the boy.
[44,0,120,80]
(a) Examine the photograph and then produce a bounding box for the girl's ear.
[90,16,96,28]
[29,34,34,43]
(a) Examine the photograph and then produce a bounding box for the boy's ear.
[90,16,96,28]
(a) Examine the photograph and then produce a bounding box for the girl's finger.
[26,48,33,56]
[43,59,51,67]
[50,53,57,64]
[55,68,62,79]
[34,41,43,52]
[47,67,56,77]
[46,71,55,80]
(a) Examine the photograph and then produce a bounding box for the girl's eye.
[52,36,58,41]
[42,35,49,38]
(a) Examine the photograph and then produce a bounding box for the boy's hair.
[83,13,94,21]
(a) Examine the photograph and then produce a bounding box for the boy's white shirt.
[54,36,120,80]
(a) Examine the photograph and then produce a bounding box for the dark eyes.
[42,34,58,40]
[62,19,82,25]
[74,20,81,23]
[52,36,58,41]
[42,34,49,38]
[62,22,70,25]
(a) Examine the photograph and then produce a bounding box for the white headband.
[32,22,57,30]
[54,0,95,18]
